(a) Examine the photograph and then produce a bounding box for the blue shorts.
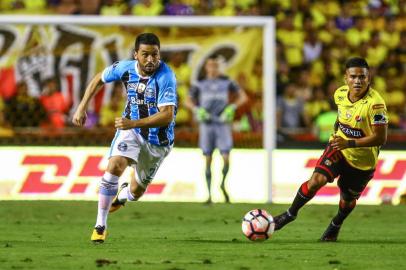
[199,122,232,156]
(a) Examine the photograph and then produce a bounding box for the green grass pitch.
[1,201,405,270]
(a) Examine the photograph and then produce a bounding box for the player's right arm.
[184,84,210,122]
[73,61,127,126]
[72,72,104,126]
[184,84,198,111]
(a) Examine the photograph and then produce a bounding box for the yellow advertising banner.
[0,24,262,109]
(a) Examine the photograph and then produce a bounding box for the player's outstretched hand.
[195,107,210,122]
[220,104,236,123]
[72,109,87,127]
[115,117,135,130]
[331,135,349,150]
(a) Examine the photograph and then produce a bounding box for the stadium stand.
[0,0,404,148]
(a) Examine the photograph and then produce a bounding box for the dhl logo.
[18,155,165,195]
[305,159,406,198]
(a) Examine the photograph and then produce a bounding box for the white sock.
[95,172,119,228]
[118,186,129,202]
[117,185,137,202]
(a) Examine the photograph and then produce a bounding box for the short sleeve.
[189,83,200,100]
[101,61,124,83]
[333,89,339,106]
[157,71,177,107]
[369,101,388,126]
[228,80,240,93]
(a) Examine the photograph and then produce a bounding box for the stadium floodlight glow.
[0,15,276,202]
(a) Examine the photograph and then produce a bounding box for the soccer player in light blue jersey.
[72,33,177,243]
[185,55,247,203]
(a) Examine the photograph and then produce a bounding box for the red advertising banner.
[272,150,406,205]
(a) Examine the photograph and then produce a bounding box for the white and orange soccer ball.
[242,209,275,241]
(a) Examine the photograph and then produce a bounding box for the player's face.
[134,44,160,76]
[205,59,220,78]
[344,67,370,98]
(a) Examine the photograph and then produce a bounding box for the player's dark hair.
[134,33,160,51]
[207,54,219,60]
[345,57,369,70]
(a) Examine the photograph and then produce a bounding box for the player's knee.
[107,158,128,176]
[309,173,328,191]
[340,198,357,208]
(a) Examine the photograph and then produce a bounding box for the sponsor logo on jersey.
[373,113,387,124]
[338,122,365,138]
[128,83,138,90]
[372,104,385,110]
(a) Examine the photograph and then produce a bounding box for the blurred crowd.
[0,0,405,144]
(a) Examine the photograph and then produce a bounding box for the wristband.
[348,140,356,148]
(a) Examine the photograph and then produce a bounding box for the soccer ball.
[242,209,275,241]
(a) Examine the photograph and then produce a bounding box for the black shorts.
[314,144,375,201]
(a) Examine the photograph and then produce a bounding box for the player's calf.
[109,182,129,213]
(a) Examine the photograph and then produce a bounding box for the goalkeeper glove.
[195,107,211,122]
[220,104,236,123]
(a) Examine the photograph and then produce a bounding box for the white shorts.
[109,129,172,188]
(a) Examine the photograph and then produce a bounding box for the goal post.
[0,15,276,202]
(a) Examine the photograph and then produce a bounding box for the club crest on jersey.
[145,88,155,99]
[324,159,332,166]
[355,115,362,122]
[137,83,146,93]
[117,142,128,152]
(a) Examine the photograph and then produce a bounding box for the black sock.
[205,168,212,194]
[332,200,356,225]
[221,164,229,188]
[288,181,317,216]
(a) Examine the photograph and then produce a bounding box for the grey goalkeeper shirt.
[189,75,240,123]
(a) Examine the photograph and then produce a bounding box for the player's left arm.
[115,70,177,130]
[115,105,175,129]
[230,82,248,108]
[221,82,248,122]
[331,104,388,150]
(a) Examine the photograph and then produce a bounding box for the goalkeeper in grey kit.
[185,55,248,203]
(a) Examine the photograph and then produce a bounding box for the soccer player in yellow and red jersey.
[273,57,388,241]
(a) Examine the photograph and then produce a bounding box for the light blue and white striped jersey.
[101,60,177,146]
